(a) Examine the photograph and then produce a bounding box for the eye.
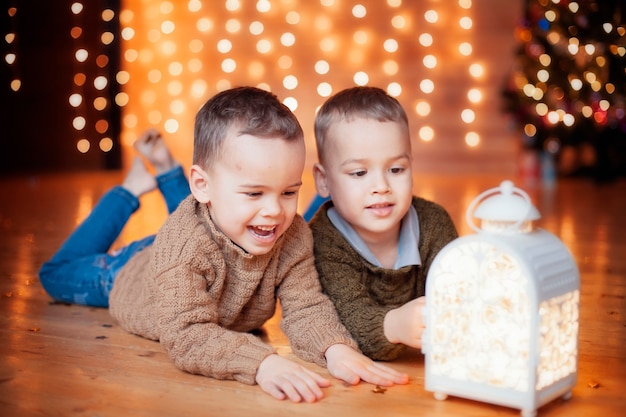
[245,191,262,197]
[283,190,298,197]
[390,166,406,174]
[349,170,367,177]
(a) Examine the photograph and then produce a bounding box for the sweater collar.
[196,201,279,264]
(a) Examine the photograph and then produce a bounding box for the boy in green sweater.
[308,86,459,361]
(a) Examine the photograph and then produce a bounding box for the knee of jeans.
[38,268,110,308]
[38,260,56,288]
[37,271,60,304]
[38,260,66,298]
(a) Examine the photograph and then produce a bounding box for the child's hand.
[256,354,331,402]
[325,344,409,386]
[384,296,427,348]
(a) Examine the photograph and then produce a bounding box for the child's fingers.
[328,364,361,386]
[304,367,331,388]
[369,362,410,384]
[339,361,409,387]
[278,380,303,403]
[295,369,329,402]
[260,368,329,403]
[261,382,288,401]
[282,371,327,403]
[354,368,401,387]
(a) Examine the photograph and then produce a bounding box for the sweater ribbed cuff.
[227,340,277,385]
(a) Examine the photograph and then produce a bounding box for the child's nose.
[371,172,391,194]
[261,196,283,217]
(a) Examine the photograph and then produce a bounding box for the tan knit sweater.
[109,195,357,385]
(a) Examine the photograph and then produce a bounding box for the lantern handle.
[465,180,534,233]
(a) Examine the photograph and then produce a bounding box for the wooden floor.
[0,170,625,416]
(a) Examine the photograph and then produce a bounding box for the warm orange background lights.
[118,0,521,175]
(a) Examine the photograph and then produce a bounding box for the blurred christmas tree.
[503,0,626,181]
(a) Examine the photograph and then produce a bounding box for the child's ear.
[188,164,211,203]
[313,163,331,198]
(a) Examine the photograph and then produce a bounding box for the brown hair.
[314,86,409,164]
[193,86,303,169]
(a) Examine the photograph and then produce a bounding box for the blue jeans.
[39,166,190,307]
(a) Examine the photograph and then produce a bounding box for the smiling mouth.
[249,225,277,239]
[367,202,393,209]
[366,202,395,217]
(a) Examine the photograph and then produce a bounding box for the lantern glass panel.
[430,241,531,392]
[536,290,579,390]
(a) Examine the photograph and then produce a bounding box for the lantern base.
[433,392,448,401]
[521,409,537,417]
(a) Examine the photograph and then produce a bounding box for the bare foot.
[122,157,157,197]
[133,128,177,175]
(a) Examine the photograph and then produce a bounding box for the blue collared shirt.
[327,204,422,269]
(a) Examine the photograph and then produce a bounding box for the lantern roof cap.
[472,180,541,222]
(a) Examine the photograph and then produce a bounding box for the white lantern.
[423,180,580,417]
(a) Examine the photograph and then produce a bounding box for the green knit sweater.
[309,196,458,361]
[110,195,357,385]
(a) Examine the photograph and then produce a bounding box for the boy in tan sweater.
[40,87,408,402]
